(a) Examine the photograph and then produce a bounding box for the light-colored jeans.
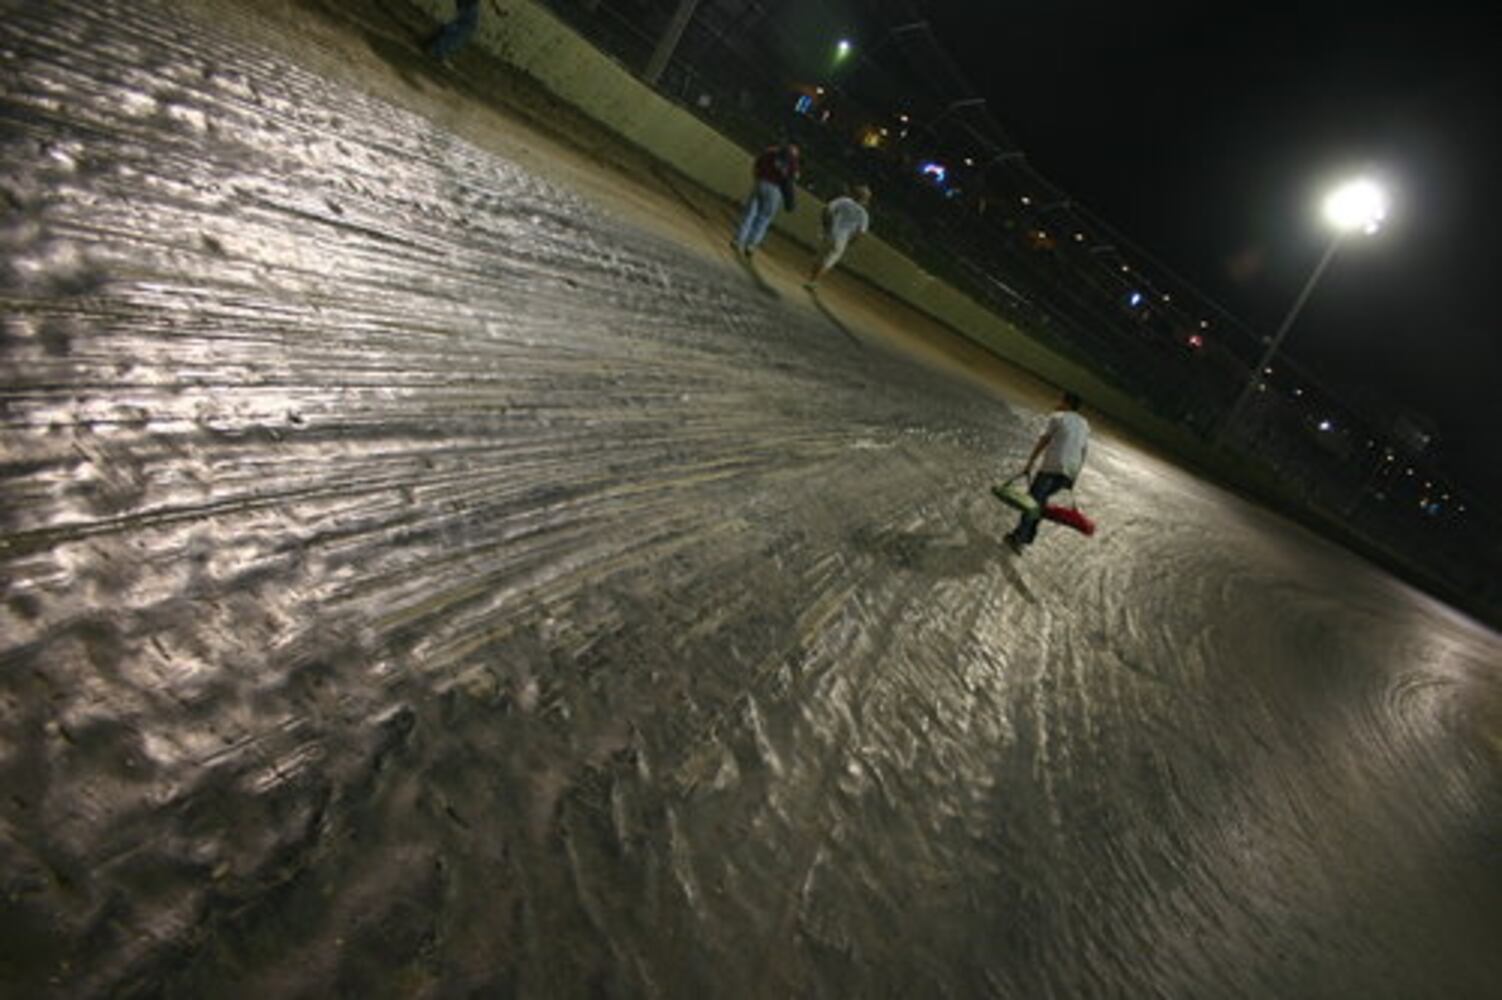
[817,230,852,271]
[734,180,782,251]
[428,0,481,60]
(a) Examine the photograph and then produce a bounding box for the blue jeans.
[734,181,783,251]
[428,0,481,60]
[1012,472,1073,545]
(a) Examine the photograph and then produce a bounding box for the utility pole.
[1215,176,1388,449]
[643,0,702,87]
[1214,235,1341,449]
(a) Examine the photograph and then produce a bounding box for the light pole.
[1215,177,1389,448]
[643,0,703,86]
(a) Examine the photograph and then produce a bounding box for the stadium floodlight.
[1323,177,1388,235]
[1215,175,1392,447]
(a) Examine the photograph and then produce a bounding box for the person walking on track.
[805,184,871,288]
[1005,391,1090,555]
[731,141,800,258]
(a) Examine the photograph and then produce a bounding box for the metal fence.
[528,0,1502,616]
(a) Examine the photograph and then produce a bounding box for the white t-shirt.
[824,197,870,243]
[1039,410,1090,481]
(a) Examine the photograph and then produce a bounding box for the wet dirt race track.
[3,2,1501,996]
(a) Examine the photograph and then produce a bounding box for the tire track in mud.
[3,2,1501,997]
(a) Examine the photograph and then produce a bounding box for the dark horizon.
[922,1,1502,508]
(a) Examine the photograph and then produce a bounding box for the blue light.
[794,94,813,114]
[1127,291,1144,308]
[918,160,947,185]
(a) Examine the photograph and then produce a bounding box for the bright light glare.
[1323,178,1388,234]
[835,39,853,59]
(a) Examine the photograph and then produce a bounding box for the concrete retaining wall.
[406,0,1464,596]
[408,1,1184,433]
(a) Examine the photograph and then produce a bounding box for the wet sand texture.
[2,2,1500,996]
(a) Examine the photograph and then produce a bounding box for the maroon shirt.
[753,145,800,185]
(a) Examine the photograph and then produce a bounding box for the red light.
[1186,334,1204,350]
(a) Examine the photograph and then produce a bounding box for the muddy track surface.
[2,2,1500,997]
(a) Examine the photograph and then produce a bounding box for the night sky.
[920,2,1501,505]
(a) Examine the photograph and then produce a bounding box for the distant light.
[1187,333,1205,350]
[1323,177,1388,234]
[1200,319,1210,329]
[1293,388,1303,397]
[1120,265,1130,273]
[834,38,854,62]
[918,160,948,185]
[964,157,975,166]
[1318,419,1334,432]
[1162,293,1171,302]
[1127,291,1144,308]
[898,113,910,123]
[794,94,813,114]
[815,85,825,94]
[1074,232,1086,242]
[1020,195,1032,205]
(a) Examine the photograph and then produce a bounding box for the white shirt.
[825,197,870,243]
[1039,410,1090,481]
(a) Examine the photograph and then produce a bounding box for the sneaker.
[1004,532,1025,556]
